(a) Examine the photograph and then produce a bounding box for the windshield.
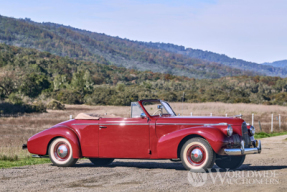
[161,101,176,116]
[142,100,176,117]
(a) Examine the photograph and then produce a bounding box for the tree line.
[1,43,287,109]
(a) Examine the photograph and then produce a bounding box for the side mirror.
[140,113,146,119]
[157,105,163,109]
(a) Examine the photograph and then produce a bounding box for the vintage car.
[23,99,261,171]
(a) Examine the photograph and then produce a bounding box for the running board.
[32,155,49,158]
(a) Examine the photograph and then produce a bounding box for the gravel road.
[1,135,287,192]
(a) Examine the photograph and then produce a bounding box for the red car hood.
[165,116,244,125]
[156,116,245,135]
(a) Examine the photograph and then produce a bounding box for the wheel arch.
[27,126,82,159]
[176,134,205,159]
[46,136,61,155]
[156,126,226,159]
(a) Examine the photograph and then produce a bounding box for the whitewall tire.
[48,137,78,167]
[181,137,215,171]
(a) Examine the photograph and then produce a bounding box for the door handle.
[99,126,107,128]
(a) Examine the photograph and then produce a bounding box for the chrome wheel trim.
[53,142,70,161]
[57,144,68,158]
[191,148,203,162]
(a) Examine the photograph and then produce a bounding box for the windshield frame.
[160,100,176,116]
[140,100,176,117]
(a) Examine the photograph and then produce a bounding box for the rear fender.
[27,126,81,158]
[157,126,226,159]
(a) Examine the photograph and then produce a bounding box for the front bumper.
[224,140,261,155]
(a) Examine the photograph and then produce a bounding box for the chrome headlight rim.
[227,125,233,136]
[249,126,255,136]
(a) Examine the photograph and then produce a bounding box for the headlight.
[227,125,233,136]
[249,126,255,136]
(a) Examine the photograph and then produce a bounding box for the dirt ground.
[1,135,287,192]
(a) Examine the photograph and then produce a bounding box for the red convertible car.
[24,99,261,171]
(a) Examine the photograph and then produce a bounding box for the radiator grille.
[241,122,251,147]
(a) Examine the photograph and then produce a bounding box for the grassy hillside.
[141,42,287,77]
[0,15,257,79]
[1,43,287,107]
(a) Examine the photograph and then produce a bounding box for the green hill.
[1,43,287,107]
[0,15,257,79]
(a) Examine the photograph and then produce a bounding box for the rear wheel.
[89,158,114,166]
[180,137,215,171]
[215,155,245,170]
[48,137,78,167]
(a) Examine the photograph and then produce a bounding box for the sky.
[0,0,286,63]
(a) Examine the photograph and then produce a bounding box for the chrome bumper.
[224,140,261,155]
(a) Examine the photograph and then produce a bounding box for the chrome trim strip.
[157,123,204,125]
[72,123,149,125]
[99,123,149,125]
[204,123,228,126]
[157,123,228,126]
[74,122,228,126]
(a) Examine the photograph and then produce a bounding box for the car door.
[98,117,150,158]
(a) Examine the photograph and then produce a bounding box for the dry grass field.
[0,102,286,159]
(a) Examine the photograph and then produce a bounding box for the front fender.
[157,126,226,159]
[27,126,81,158]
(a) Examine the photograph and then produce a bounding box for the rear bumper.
[22,144,27,150]
[224,140,261,155]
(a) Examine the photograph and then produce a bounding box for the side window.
[131,102,144,118]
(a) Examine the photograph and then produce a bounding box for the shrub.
[47,100,65,110]
[8,93,23,105]
[0,102,46,115]
[30,102,47,113]
[52,89,83,104]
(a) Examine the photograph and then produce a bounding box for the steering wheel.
[152,109,162,116]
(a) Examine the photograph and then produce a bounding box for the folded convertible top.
[75,113,121,119]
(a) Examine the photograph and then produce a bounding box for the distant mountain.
[0,15,259,79]
[262,60,287,69]
[140,42,287,77]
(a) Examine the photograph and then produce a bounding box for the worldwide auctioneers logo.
[187,169,279,187]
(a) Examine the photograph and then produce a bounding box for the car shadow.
[71,161,287,172]
[237,164,287,171]
[73,161,186,170]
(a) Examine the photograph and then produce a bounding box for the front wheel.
[215,155,245,170]
[48,137,78,167]
[89,158,114,166]
[180,137,215,171]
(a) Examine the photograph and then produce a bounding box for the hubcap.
[54,142,70,161]
[57,144,68,158]
[186,145,206,166]
[191,148,203,162]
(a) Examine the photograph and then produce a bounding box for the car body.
[24,99,261,171]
